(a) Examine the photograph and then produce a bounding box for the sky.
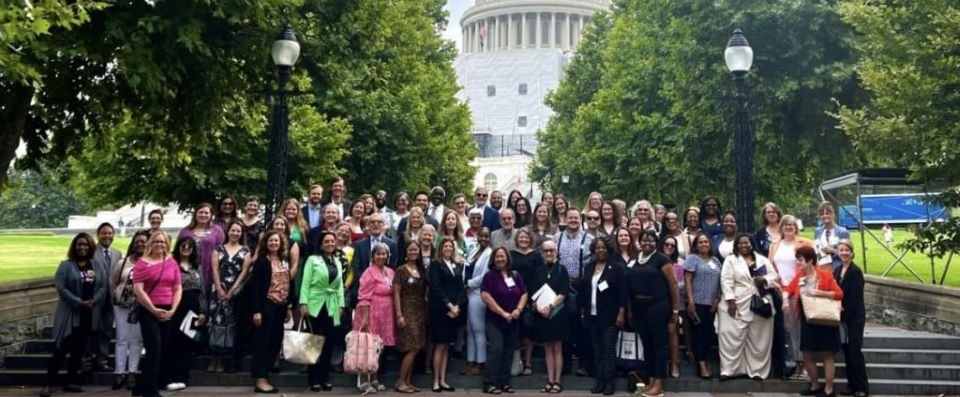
[442,0,471,50]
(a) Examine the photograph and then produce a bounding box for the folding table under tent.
[818,168,952,284]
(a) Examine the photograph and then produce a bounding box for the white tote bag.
[616,331,644,361]
[283,319,326,365]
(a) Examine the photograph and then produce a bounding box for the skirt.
[799,315,840,353]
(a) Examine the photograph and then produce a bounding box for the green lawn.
[799,229,958,287]
[0,230,956,287]
[0,234,130,283]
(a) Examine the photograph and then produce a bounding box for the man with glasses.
[351,213,399,277]
[473,187,501,232]
[491,208,517,251]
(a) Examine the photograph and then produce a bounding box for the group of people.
[41,177,870,397]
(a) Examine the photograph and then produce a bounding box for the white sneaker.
[166,382,186,391]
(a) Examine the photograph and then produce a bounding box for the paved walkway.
[0,387,921,397]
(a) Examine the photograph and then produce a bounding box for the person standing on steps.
[428,238,467,393]
[465,228,493,377]
[41,233,107,397]
[299,231,346,392]
[132,232,182,397]
[481,247,529,395]
[110,230,149,391]
[249,231,292,394]
[579,239,625,396]
[834,240,869,397]
[91,222,121,373]
[393,241,429,393]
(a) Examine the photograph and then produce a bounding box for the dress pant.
[232,288,253,365]
[690,304,716,362]
[843,320,869,394]
[138,304,173,397]
[251,301,286,379]
[636,301,669,379]
[565,284,592,375]
[587,316,618,385]
[467,293,487,363]
[770,292,789,377]
[485,319,519,387]
[47,326,90,386]
[164,290,203,384]
[306,308,336,386]
[113,305,142,375]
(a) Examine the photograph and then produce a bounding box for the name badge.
[505,277,516,288]
[708,261,719,271]
[598,280,609,292]
[408,277,415,285]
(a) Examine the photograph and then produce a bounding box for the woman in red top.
[784,245,843,397]
[132,231,182,397]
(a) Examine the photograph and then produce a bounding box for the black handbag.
[750,293,773,318]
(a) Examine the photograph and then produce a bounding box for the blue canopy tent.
[818,168,952,284]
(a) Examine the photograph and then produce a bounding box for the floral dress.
[208,246,249,347]
[393,265,427,352]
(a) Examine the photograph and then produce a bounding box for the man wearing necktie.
[92,223,123,372]
[473,187,502,232]
[428,186,448,225]
[349,213,399,304]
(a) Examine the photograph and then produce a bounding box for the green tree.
[3,0,474,208]
[533,0,862,215]
[836,0,960,257]
[0,167,92,228]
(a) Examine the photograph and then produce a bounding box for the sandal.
[551,383,564,394]
[522,366,533,376]
[484,385,502,395]
[541,384,552,393]
[501,385,515,394]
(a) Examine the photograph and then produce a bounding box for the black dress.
[624,252,672,379]
[798,281,841,353]
[529,263,570,343]
[428,260,467,343]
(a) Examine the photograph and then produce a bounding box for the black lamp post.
[265,25,301,224]
[725,28,756,233]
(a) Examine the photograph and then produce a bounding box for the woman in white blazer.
[718,234,780,380]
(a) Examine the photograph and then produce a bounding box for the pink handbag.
[344,304,383,375]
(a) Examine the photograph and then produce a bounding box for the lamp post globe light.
[725,28,756,233]
[265,25,300,224]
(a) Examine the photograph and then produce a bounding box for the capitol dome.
[459,0,611,53]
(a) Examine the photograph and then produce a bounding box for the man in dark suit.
[302,184,325,229]
[92,222,122,372]
[349,213,398,304]
[473,187,501,232]
[321,176,351,219]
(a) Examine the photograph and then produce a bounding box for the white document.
[179,310,198,339]
[532,284,558,310]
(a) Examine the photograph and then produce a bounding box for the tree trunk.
[0,82,33,187]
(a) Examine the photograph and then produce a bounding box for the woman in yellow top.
[298,231,346,392]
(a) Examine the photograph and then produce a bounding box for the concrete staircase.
[1,326,958,395]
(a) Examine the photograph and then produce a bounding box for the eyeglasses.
[587,217,600,221]
[542,248,556,252]
[475,193,488,197]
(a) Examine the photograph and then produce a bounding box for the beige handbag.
[283,318,326,365]
[800,294,841,327]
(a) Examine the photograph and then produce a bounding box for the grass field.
[0,230,956,286]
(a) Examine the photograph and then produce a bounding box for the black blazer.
[249,256,291,314]
[834,264,866,323]
[753,227,774,258]
[428,261,467,315]
[351,236,399,276]
[577,261,626,326]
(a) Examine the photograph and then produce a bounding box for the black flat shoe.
[432,386,443,393]
[800,388,823,396]
[441,384,456,392]
[591,382,603,394]
[310,385,322,392]
[501,385,514,394]
[254,386,280,394]
[602,383,615,396]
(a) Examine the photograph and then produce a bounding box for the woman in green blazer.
[299,231,346,392]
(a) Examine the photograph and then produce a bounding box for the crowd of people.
[41,177,870,397]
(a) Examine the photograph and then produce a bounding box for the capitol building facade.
[455,0,611,195]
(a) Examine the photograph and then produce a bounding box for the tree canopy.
[1,0,475,208]
[532,0,863,217]
[836,0,960,257]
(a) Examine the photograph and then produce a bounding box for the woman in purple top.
[480,247,528,395]
[178,202,224,290]
[132,231,182,397]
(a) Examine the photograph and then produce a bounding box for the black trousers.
[232,288,253,364]
[690,304,716,362]
[138,305,173,396]
[564,286,593,375]
[165,290,203,384]
[587,317,618,384]
[251,302,285,379]
[635,301,669,379]
[770,292,789,377]
[47,326,90,386]
[485,320,519,387]
[306,308,336,386]
[843,320,869,394]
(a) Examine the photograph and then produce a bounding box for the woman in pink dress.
[357,242,396,393]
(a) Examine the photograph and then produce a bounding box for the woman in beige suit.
[718,234,780,380]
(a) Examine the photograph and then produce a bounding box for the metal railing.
[473,133,539,158]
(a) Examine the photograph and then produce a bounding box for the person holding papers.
[529,240,570,393]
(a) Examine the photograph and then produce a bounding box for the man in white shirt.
[323,177,350,219]
[303,184,324,229]
[427,186,447,225]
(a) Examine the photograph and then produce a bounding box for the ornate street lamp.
[265,25,300,224]
[725,28,756,233]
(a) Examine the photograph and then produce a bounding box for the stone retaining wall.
[0,279,56,366]
[865,275,960,336]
